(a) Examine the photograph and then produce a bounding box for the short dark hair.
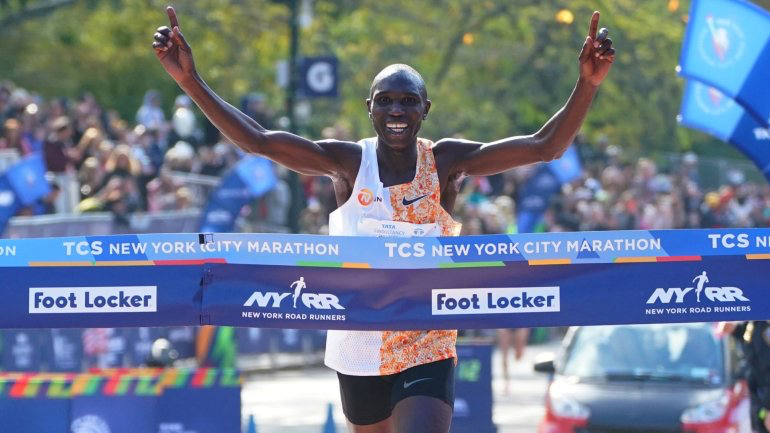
[369,64,427,100]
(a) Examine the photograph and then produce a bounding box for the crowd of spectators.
[3,80,770,235]
[0,82,245,224]
[296,137,770,236]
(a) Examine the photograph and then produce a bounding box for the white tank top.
[324,137,461,376]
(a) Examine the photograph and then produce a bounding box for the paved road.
[241,341,559,433]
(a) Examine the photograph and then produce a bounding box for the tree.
[1,0,767,160]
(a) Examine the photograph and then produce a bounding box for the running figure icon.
[693,271,709,303]
[291,277,307,308]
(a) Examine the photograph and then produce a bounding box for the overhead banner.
[0,234,203,329]
[679,80,770,177]
[1,230,770,329]
[679,0,770,125]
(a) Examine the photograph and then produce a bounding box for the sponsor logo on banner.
[431,287,560,315]
[29,286,157,314]
[645,272,751,316]
[698,15,745,68]
[242,277,346,322]
[243,277,345,310]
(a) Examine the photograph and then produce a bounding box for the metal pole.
[286,0,303,233]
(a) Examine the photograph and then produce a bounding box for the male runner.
[153,7,615,432]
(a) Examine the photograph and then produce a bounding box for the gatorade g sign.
[299,56,338,98]
[29,286,157,313]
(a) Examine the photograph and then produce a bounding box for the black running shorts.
[336,358,455,425]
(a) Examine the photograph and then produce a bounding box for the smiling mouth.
[385,122,408,134]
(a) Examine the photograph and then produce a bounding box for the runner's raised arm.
[152,6,358,179]
[434,11,616,179]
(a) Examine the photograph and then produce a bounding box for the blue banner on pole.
[199,156,276,232]
[679,80,770,178]
[679,0,770,125]
[0,174,22,235]
[516,145,581,233]
[5,153,50,206]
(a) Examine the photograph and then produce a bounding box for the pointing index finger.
[588,11,600,39]
[167,6,179,29]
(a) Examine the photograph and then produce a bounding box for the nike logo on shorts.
[403,377,432,389]
[402,194,428,206]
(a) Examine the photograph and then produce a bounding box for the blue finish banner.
[0,263,202,329]
[679,80,770,177]
[0,230,770,329]
[679,0,770,125]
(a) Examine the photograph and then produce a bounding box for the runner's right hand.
[152,6,197,83]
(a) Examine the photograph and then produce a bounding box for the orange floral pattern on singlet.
[379,138,460,375]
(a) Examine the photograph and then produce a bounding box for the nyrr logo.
[243,277,345,310]
[697,14,745,68]
[646,271,750,304]
[357,188,382,206]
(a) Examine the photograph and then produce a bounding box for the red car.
[534,323,751,433]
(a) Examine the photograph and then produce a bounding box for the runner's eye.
[403,97,418,105]
[375,96,392,105]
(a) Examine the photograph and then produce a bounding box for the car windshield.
[561,324,724,385]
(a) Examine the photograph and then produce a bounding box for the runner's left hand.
[578,11,615,86]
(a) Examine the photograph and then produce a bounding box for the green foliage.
[1,0,766,157]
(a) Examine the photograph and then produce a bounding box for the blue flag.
[679,80,770,178]
[679,0,770,125]
[549,145,582,185]
[5,153,51,205]
[516,145,582,233]
[0,174,22,236]
[199,156,277,232]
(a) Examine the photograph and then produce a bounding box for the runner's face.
[367,73,430,150]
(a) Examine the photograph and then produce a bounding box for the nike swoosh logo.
[403,377,432,389]
[402,194,428,206]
